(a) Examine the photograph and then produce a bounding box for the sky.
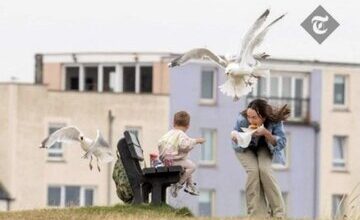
[0,0,359,82]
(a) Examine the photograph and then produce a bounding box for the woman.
[232,99,290,219]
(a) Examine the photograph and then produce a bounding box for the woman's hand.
[254,127,277,146]
[231,136,238,144]
[253,126,268,137]
[231,131,238,144]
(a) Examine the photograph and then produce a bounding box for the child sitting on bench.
[158,111,205,197]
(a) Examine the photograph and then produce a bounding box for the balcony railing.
[246,96,310,122]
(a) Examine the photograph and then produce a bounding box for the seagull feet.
[233,96,240,102]
[97,165,101,172]
[250,73,260,79]
[89,164,93,170]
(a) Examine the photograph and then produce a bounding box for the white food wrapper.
[231,124,264,148]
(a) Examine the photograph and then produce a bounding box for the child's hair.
[174,111,190,127]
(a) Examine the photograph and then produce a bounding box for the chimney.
[34,54,43,84]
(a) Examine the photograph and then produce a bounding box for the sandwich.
[249,124,258,130]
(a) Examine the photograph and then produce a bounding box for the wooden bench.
[117,131,183,204]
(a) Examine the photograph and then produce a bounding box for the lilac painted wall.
[168,62,319,219]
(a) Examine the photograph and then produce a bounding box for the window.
[199,190,215,216]
[63,64,154,94]
[200,129,216,164]
[65,186,80,207]
[256,76,267,97]
[200,69,216,104]
[47,186,95,207]
[123,66,136,92]
[282,192,289,214]
[332,194,346,219]
[65,67,79,91]
[333,75,346,105]
[48,187,61,206]
[251,72,308,120]
[332,136,347,170]
[84,66,98,91]
[47,123,66,160]
[103,66,116,92]
[140,66,153,93]
[272,133,290,169]
[84,188,94,206]
[240,190,247,216]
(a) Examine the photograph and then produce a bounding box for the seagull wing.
[243,13,286,65]
[236,9,270,63]
[88,130,114,163]
[168,48,228,68]
[40,126,82,148]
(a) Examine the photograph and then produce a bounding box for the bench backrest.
[123,131,144,161]
[117,132,145,193]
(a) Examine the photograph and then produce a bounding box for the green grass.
[0,204,194,220]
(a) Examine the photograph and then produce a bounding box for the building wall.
[43,63,61,90]
[0,201,7,211]
[153,61,169,94]
[0,85,12,194]
[168,62,317,218]
[318,66,360,218]
[0,84,169,210]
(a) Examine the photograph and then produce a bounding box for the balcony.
[246,96,310,123]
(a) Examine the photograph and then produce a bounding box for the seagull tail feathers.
[219,79,252,102]
[219,80,236,98]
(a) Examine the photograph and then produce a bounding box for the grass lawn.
[0,204,196,220]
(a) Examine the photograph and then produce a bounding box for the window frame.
[198,128,217,166]
[47,185,96,208]
[251,71,309,121]
[333,74,349,110]
[199,67,217,105]
[332,135,348,172]
[139,65,153,93]
[46,122,67,162]
[198,189,216,217]
[101,64,117,92]
[332,194,347,218]
[239,190,247,216]
[62,63,153,94]
[272,132,291,170]
[62,65,81,91]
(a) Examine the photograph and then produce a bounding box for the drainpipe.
[34,54,43,84]
[311,121,320,219]
[6,198,14,211]
[107,110,115,205]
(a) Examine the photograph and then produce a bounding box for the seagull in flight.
[168,9,285,101]
[40,126,114,171]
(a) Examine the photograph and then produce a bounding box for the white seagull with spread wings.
[40,126,114,171]
[168,9,285,101]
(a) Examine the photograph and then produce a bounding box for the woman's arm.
[232,115,248,143]
[254,121,286,151]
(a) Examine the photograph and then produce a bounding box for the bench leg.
[142,184,151,203]
[151,184,163,205]
[132,187,143,204]
[161,185,167,203]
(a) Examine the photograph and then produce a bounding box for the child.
[158,111,205,197]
